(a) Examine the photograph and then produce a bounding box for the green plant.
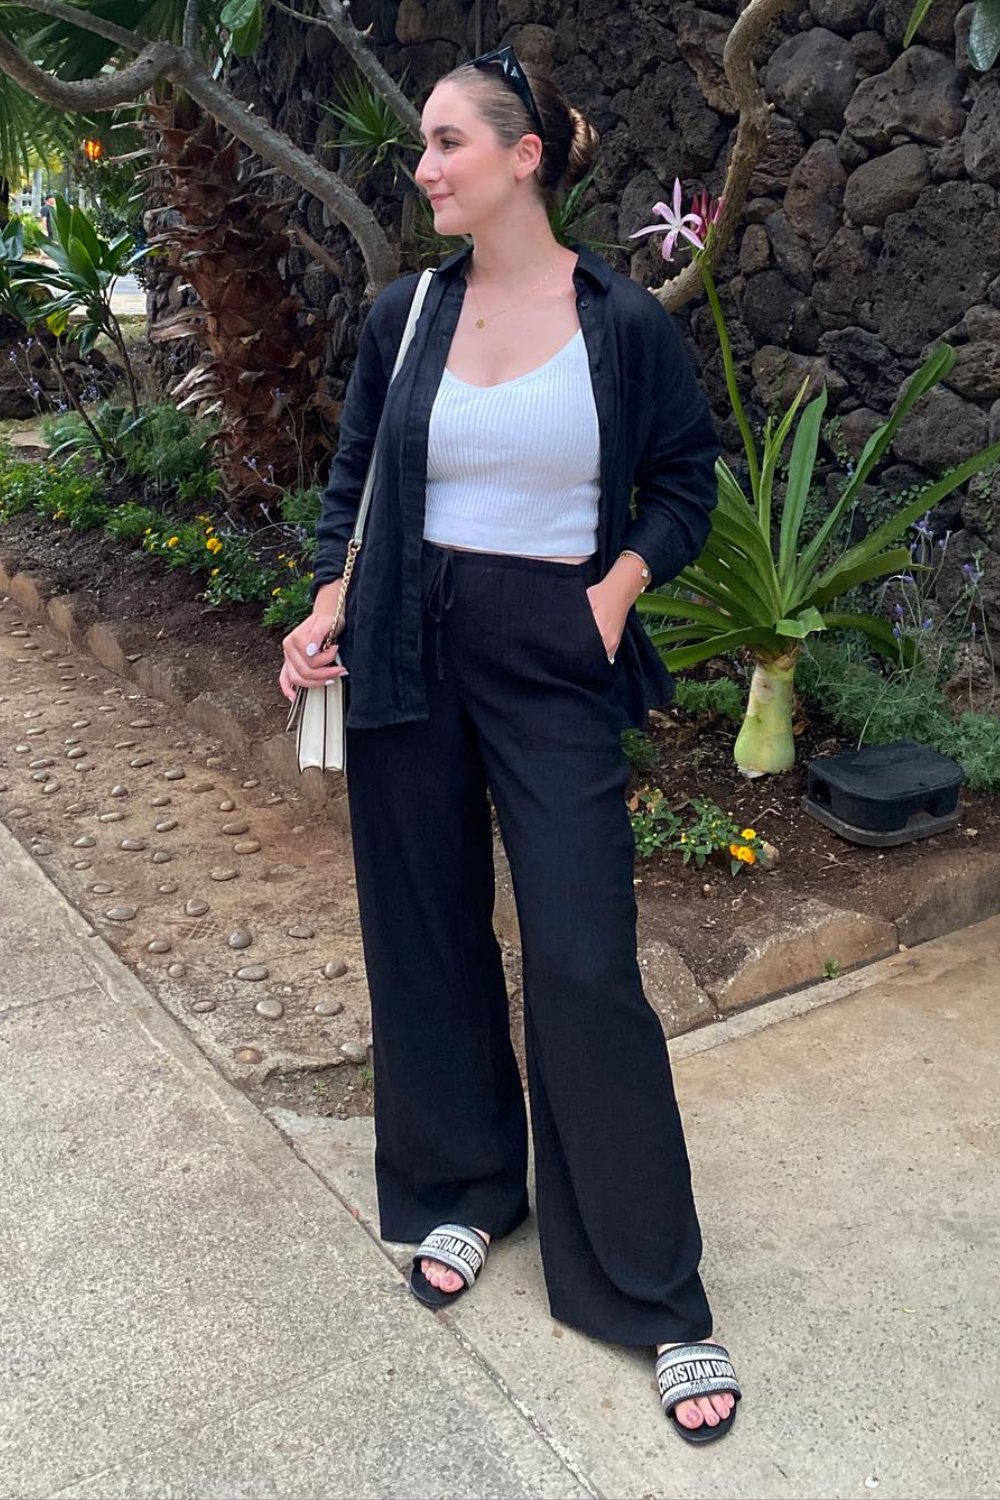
[319,71,420,178]
[621,728,657,772]
[547,166,616,252]
[672,676,745,722]
[43,486,106,531]
[1,220,118,449]
[277,486,323,533]
[177,469,222,504]
[0,444,41,520]
[905,0,1000,68]
[139,512,267,605]
[880,528,988,690]
[799,641,950,745]
[942,712,1000,794]
[40,401,149,465]
[116,403,218,494]
[6,211,46,253]
[629,181,1000,777]
[629,789,765,874]
[357,1064,375,1091]
[822,958,841,980]
[260,569,315,629]
[3,448,108,529]
[10,195,150,419]
[798,640,1000,792]
[103,500,162,541]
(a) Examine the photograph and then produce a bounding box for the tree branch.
[183,0,200,56]
[0,31,174,108]
[653,0,794,312]
[0,2,400,290]
[166,49,397,289]
[314,0,422,135]
[2,0,147,53]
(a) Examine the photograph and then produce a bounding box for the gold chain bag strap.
[286,269,435,773]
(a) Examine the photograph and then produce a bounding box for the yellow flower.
[206,536,223,554]
[277,552,285,560]
[741,827,757,840]
[205,525,214,535]
[143,527,152,535]
[730,845,756,865]
[166,535,179,548]
[210,567,220,577]
[271,586,283,596]
[286,559,296,569]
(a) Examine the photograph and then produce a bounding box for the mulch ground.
[3,474,999,998]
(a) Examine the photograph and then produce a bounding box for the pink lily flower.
[690,188,725,241]
[628,178,705,263]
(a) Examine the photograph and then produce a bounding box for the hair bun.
[565,106,599,190]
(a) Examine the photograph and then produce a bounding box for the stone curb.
[0,558,349,826]
[4,556,1000,1034]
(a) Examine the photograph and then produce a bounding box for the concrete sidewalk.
[1,815,998,1499]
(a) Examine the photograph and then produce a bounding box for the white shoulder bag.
[286,268,435,773]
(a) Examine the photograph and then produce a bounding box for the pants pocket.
[572,577,614,679]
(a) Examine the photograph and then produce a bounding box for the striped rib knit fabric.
[424,328,601,557]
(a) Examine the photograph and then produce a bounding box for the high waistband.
[421,540,600,582]
[420,543,602,682]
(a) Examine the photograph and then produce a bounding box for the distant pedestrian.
[39,194,56,237]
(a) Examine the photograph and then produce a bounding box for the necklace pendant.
[475,317,486,330]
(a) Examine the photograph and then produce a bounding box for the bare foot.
[656,1338,737,1432]
[421,1227,491,1293]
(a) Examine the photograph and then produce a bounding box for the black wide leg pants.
[344,544,712,1345]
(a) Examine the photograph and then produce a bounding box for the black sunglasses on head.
[469,45,546,143]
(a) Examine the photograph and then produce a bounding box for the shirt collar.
[434,240,611,290]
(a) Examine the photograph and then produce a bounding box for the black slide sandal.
[656,1342,742,1445]
[408,1223,490,1309]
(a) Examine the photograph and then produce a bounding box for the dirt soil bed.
[2,496,998,1005]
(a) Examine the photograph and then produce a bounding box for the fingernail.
[305,642,318,657]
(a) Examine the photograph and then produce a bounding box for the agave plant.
[630,183,1000,776]
[318,70,420,181]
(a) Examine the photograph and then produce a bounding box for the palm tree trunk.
[734,648,800,776]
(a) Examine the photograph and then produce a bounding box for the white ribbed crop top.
[423,328,601,557]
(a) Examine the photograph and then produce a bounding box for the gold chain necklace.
[466,257,560,330]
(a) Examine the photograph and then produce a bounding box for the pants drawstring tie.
[425,547,457,681]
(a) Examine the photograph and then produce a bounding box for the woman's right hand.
[279,588,348,703]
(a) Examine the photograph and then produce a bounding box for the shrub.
[798,640,1000,792]
[629,789,766,873]
[672,676,745,722]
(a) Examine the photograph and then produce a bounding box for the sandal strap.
[414,1224,489,1289]
[656,1343,742,1411]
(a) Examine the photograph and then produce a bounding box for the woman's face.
[415,80,536,235]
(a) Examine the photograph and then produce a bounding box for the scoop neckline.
[443,329,583,391]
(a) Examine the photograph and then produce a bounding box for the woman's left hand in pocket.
[585,581,628,662]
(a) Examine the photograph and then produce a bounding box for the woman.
[280,46,742,1444]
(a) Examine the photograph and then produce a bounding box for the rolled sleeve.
[621,305,721,589]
